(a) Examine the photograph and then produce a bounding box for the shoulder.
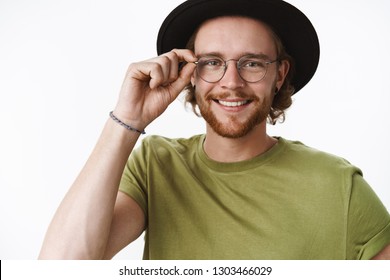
[279,138,362,176]
[135,134,204,160]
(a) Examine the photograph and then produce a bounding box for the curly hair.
[183,18,296,125]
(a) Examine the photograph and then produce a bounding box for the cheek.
[258,71,278,93]
[252,79,276,96]
[193,75,214,94]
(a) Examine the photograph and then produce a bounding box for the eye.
[238,58,268,74]
[241,59,266,69]
[199,57,224,68]
[206,60,220,66]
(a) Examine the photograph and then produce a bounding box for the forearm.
[39,49,196,259]
[39,118,140,259]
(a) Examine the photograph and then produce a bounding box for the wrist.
[109,111,146,135]
[112,106,148,129]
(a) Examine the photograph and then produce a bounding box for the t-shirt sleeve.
[347,173,390,259]
[119,139,149,217]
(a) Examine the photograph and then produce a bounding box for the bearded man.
[39,0,390,260]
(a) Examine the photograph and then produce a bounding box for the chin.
[205,113,268,139]
[197,94,272,139]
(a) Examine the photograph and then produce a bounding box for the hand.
[113,49,197,131]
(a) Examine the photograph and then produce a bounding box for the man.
[39,0,390,259]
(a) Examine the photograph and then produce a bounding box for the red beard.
[196,90,272,138]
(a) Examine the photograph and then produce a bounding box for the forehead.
[194,16,278,58]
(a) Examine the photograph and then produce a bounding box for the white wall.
[0,0,389,259]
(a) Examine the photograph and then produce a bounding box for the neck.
[203,122,277,163]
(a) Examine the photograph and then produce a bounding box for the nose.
[219,60,245,89]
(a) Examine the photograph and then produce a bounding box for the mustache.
[204,91,259,101]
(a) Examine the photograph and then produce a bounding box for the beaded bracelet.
[109,111,146,134]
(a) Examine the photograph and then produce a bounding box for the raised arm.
[38,49,197,259]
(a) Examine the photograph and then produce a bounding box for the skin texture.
[38,16,390,260]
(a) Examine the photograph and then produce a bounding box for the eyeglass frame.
[193,54,279,83]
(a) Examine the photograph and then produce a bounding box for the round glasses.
[195,55,278,83]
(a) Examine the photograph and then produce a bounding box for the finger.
[157,55,174,85]
[164,49,197,85]
[168,55,179,83]
[129,61,166,90]
[169,61,197,97]
[142,50,196,89]
[148,62,166,89]
[143,56,178,89]
[171,49,198,64]
[150,49,196,89]
[150,52,183,88]
[159,53,178,84]
[161,49,197,83]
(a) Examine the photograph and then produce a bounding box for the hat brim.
[157,0,320,94]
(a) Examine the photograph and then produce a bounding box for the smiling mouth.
[213,99,252,107]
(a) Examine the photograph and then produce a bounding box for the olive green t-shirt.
[119,135,390,259]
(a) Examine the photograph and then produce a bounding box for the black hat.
[157,0,320,94]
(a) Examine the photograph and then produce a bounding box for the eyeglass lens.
[196,55,274,83]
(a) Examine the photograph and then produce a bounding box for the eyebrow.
[196,52,274,60]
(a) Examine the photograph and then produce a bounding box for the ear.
[191,71,196,87]
[275,60,290,90]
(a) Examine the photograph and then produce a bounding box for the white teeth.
[218,100,249,107]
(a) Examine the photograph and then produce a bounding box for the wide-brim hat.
[157,0,320,94]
